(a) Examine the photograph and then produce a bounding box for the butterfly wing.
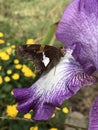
[16,44,64,74]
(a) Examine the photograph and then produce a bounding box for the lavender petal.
[89,97,98,130]
[56,0,98,72]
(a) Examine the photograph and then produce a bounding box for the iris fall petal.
[13,49,97,120]
[89,97,98,130]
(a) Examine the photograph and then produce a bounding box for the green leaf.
[2,84,12,93]
[42,23,58,45]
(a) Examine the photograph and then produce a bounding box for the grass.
[0,0,72,44]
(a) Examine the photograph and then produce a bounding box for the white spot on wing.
[42,52,50,66]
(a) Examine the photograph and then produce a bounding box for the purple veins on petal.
[56,0,98,72]
[14,87,37,113]
[88,97,98,130]
[13,49,97,120]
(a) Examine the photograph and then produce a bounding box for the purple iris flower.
[56,0,98,129]
[13,0,98,129]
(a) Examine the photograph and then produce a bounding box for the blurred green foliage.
[0,0,72,44]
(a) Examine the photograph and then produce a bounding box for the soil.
[70,83,98,116]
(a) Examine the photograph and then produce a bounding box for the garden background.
[0,0,96,130]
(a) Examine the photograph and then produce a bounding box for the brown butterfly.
[16,44,65,74]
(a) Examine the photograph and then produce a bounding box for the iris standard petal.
[13,49,97,120]
[88,97,98,130]
[56,0,98,72]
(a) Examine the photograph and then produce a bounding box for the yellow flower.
[21,65,35,77]
[7,70,12,75]
[15,64,22,69]
[0,66,2,70]
[6,104,18,117]
[0,32,4,37]
[14,59,19,64]
[56,107,61,110]
[30,126,38,130]
[11,90,14,95]
[51,113,56,118]
[49,128,58,130]
[26,39,35,45]
[11,45,16,49]
[12,73,20,80]
[62,107,69,114]
[4,76,10,82]
[24,113,31,119]
[0,51,10,61]
[5,47,12,55]
[0,76,3,84]
[0,39,5,44]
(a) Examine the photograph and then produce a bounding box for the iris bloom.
[14,0,98,129]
